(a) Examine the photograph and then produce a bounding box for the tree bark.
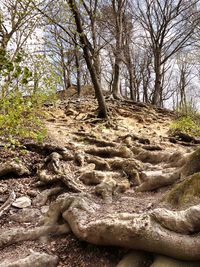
[152,49,162,106]
[112,0,124,99]
[67,0,107,118]
[74,49,81,96]
[46,192,200,261]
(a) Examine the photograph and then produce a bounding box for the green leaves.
[170,115,200,136]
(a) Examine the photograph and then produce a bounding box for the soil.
[0,95,198,266]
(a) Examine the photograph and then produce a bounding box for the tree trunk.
[112,0,124,99]
[74,49,81,96]
[67,0,107,118]
[152,50,162,106]
[129,69,136,101]
[60,47,68,91]
[112,58,122,99]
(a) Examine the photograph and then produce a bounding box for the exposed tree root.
[0,224,70,248]
[85,146,133,158]
[45,193,200,261]
[1,251,58,267]
[36,170,60,186]
[119,133,151,145]
[136,150,185,165]
[74,134,118,147]
[79,170,118,185]
[36,153,84,192]
[136,170,180,191]
[74,150,85,166]
[152,204,200,234]
[180,148,200,177]
[95,178,117,202]
[0,162,30,177]
[141,144,162,151]
[85,155,110,170]
[32,187,63,206]
[24,142,73,160]
[171,130,200,144]
[117,250,152,267]
[108,158,142,186]
[136,149,200,191]
[151,254,200,267]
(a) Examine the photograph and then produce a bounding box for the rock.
[12,196,31,208]
[117,250,151,267]
[150,254,200,267]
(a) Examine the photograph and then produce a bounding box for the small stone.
[12,196,31,208]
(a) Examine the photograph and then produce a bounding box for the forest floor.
[0,94,199,267]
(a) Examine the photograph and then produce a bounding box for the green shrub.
[170,115,200,136]
[0,93,47,143]
[0,49,55,144]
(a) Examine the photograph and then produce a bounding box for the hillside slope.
[1,97,200,266]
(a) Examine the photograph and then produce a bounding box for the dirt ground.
[0,96,198,266]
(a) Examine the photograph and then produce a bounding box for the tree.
[134,0,200,106]
[111,0,127,99]
[66,0,108,117]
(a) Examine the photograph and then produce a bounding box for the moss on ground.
[162,172,200,209]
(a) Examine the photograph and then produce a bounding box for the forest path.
[1,97,199,267]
